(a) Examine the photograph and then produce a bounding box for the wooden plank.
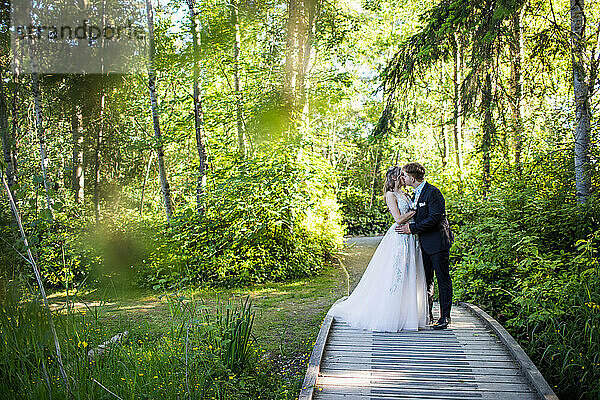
[325,340,506,351]
[324,341,507,351]
[323,349,514,360]
[315,390,539,400]
[329,331,497,340]
[298,312,336,399]
[318,370,530,385]
[329,333,496,342]
[331,329,495,337]
[312,386,539,399]
[322,357,517,368]
[322,359,521,370]
[317,376,535,392]
[321,363,524,377]
[333,326,489,333]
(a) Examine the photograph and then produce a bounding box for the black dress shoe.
[433,316,451,330]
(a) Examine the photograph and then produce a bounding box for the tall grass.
[0,287,283,399]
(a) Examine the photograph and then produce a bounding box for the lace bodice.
[394,191,413,214]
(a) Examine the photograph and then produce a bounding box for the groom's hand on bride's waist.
[396,224,412,234]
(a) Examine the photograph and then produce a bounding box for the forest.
[0,0,599,398]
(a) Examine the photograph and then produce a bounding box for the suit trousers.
[422,249,452,319]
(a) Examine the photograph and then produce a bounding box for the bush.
[449,182,600,399]
[138,151,344,289]
[338,186,391,235]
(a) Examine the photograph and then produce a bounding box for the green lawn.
[42,259,349,396]
[17,239,376,399]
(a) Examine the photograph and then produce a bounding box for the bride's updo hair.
[384,166,401,193]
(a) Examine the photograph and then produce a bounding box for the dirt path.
[338,236,382,292]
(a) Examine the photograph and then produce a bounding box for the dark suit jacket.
[408,182,453,255]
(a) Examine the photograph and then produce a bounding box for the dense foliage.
[139,149,343,289]
[445,156,600,398]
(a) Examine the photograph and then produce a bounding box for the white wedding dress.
[329,192,428,331]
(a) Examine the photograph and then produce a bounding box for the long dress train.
[328,192,427,332]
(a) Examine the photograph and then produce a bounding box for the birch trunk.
[147,0,174,223]
[452,33,463,179]
[231,0,246,157]
[509,7,524,172]
[0,77,16,188]
[440,101,448,168]
[32,72,53,218]
[284,0,320,115]
[94,93,104,222]
[140,150,154,216]
[369,144,382,209]
[72,102,84,203]
[10,74,19,184]
[186,0,207,211]
[571,0,592,203]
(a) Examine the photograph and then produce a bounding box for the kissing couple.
[329,162,454,331]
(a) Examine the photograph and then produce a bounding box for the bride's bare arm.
[385,192,416,225]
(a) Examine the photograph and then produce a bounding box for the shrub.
[338,186,391,235]
[449,183,600,399]
[138,151,344,289]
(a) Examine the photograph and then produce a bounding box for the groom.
[396,162,454,330]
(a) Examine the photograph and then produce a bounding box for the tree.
[231,0,246,157]
[185,0,207,211]
[283,0,321,118]
[509,5,525,171]
[0,78,16,188]
[452,33,464,177]
[32,73,53,219]
[71,99,84,204]
[147,0,174,223]
[570,0,595,203]
[381,0,526,189]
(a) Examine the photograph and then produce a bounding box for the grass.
[1,239,375,399]
[2,259,349,399]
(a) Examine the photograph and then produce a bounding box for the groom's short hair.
[403,162,425,181]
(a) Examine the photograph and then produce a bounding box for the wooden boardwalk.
[300,302,558,400]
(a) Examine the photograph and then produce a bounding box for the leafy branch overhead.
[377,0,527,134]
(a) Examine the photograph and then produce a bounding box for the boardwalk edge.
[298,296,347,400]
[459,301,559,400]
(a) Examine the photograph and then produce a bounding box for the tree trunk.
[369,144,382,209]
[452,33,463,179]
[571,0,592,203]
[147,0,174,223]
[71,102,84,203]
[509,7,524,172]
[284,0,320,116]
[32,72,53,218]
[440,101,448,168]
[140,150,154,216]
[186,0,207,212]
[482,70,494,196]
[10,74,19,185]
[94,93,104,222]
[0,77,16,188]
[231,0,246,157]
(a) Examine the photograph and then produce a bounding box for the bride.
[328,166,428,331]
